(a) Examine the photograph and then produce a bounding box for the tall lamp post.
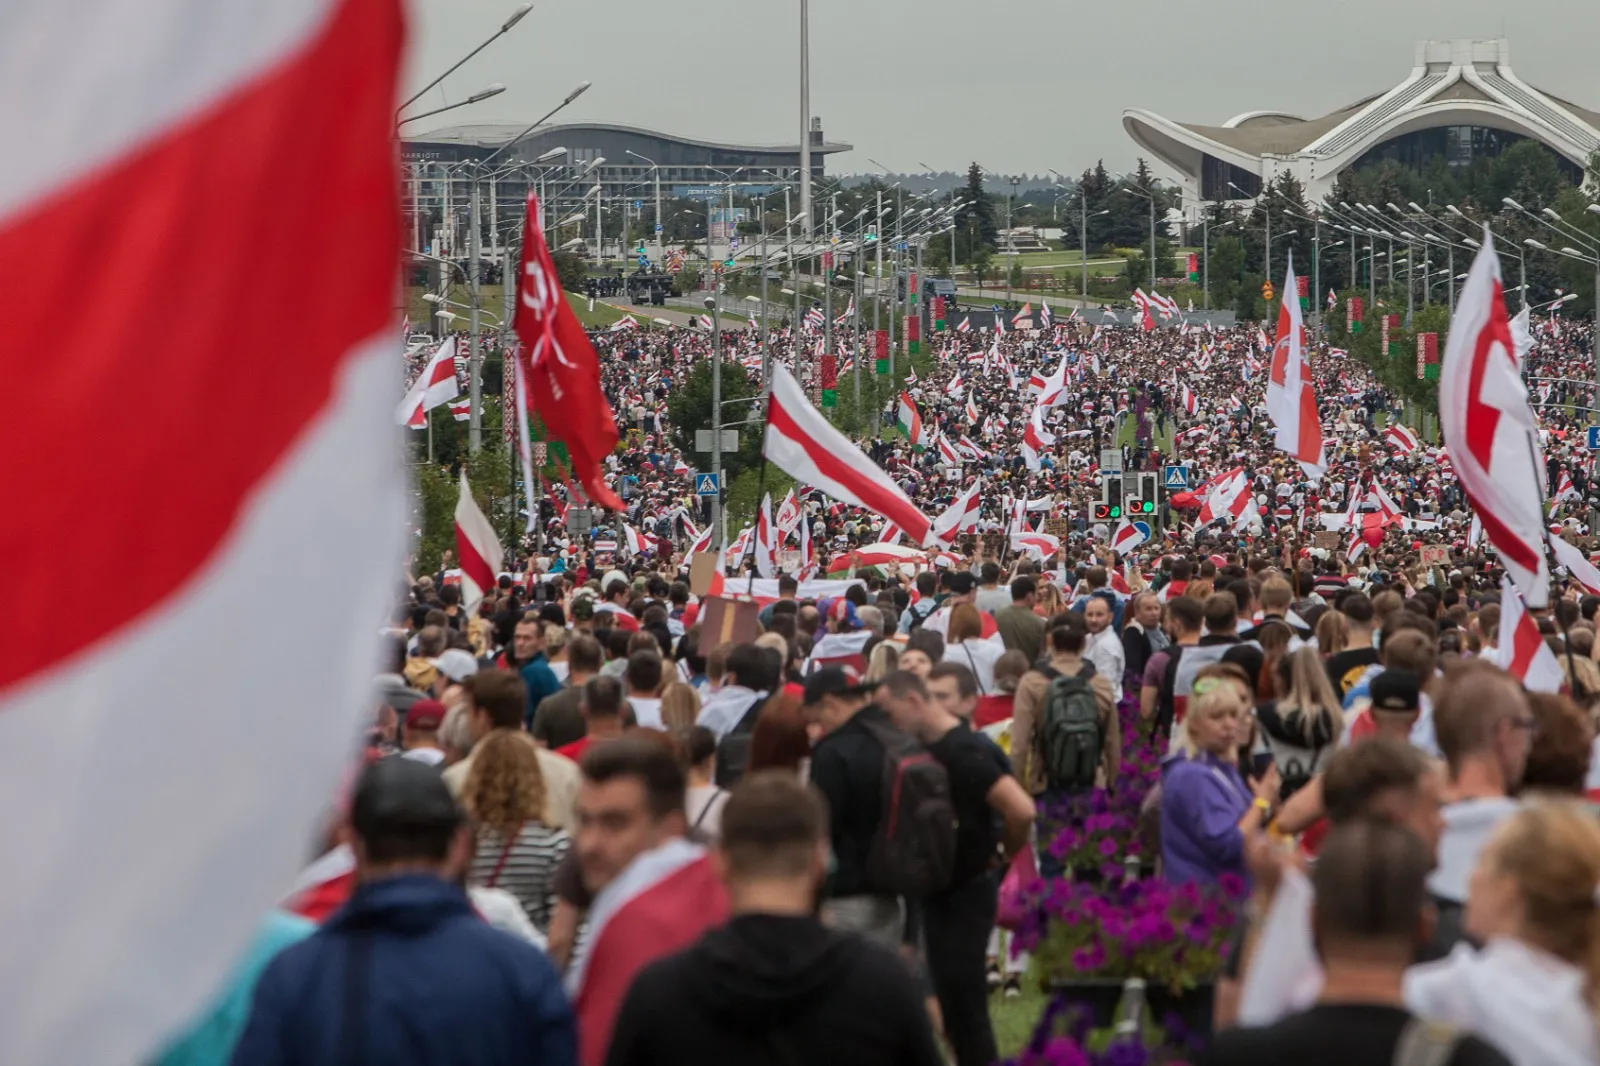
[396,3,531,115]
[1116,183,1158,291]
[624,149,662,266]
[798,0,811,238]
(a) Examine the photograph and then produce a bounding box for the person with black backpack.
[807,665,956,955]
[879,665,1036,1066]
[1010,618,1121,876]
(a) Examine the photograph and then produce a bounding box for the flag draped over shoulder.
[513,192,624,510]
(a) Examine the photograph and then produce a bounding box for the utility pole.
[1080,192,1089,300]
[468,174,483,454]
[707,295,723,549]
[798,0,811,239]
[760,200,770,387]
[1006,177,1016,307]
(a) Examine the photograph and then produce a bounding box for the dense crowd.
[154,305,1600,1066]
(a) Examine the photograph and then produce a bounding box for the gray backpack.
[1038,662,1102,791]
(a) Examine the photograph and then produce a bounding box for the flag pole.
[1524,435,1579,687]
[746,381,775,597]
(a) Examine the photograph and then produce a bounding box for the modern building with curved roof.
[1124,39,1599,208]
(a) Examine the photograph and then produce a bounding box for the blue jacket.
[230,875,575,1066]
[521,654,563,729]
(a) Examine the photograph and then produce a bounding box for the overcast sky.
[406,0,1600,179]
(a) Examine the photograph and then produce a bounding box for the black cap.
[350,756,461,841]
[947,571,976,595]
[1369,669,1421,713]
[802,664,867,707]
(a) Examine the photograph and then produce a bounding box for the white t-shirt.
[628,697,663,729]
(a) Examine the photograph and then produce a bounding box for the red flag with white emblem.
[1440,232,1550,606]
[513,193,624,510]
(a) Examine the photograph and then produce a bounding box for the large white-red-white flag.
[1490,577,1563,692]
[0,0,405,1061]
[931,481,983,544]
[767,365,935,544]
[1110,519,1148,554]
[1267,255,1326,477]
[397,337,461,427]
[455,472,503,614]
[1552,535,1600,596]
[1440,231,1550,606]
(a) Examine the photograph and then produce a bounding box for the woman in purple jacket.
[1159,678,1281,886]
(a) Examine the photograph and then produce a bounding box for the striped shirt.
[468,822,571,933]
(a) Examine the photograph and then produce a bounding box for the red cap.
[406,699,446,731]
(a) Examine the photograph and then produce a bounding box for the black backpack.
[713,693,767,789]
[857,717,957,897]
[1037,662,1103,792]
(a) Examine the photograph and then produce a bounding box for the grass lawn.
[991,982,1048,1059]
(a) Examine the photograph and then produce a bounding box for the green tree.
[1207,234,1244,308]
[551,250,587,293]
[664,358,762,483]
[956,163,997,249]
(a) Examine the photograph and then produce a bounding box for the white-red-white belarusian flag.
[1181,383,1197,416]
[754,493,778,578]
[1266,255,1325,477]
[1110,519,1147,554]
[1490,577,1563,692]
[1021,404,1056,472]
[1552,535,1600,596]
[896,391,926,448]
[1012,303,1032,327]
[622,523,650,557]
[455,472,503,614]
[1384,423,1420,454]
[767,365,935,545]
[398,337,461,427]
[1440,231,1550,606]
[448,399,471,422]
[0,0,405,1061]
[931,481,983,544]
[1040,300,1053,328]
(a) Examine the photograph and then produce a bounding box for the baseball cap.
[374,673,422,714]
[429,648,480,683]
[405,699,446,731]
[1369,669,1420,713]
[350,756,461,843]
[801,664,867,707]
[828,598,861,630]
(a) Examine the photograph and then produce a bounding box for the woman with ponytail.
[1404,799,1600,1066]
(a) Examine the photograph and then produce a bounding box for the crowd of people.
[153,302,1600,1066]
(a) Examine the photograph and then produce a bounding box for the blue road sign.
[633,200,643,210]
[1163,465,1189,490]
[1587,426,1600,450]
[654,223,663,233]
[694,472,721,496]
[1132,521,1152,541]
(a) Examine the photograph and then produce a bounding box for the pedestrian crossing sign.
[694,472,720,496]
[1163,465,1189,490]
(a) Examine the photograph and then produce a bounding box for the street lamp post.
[624,149,663,265]
[397,3,531,115]
[1006,177,1018,307]
[798,0,811,239]
[707,296,723,548]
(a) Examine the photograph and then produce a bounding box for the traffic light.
[1125,498,1145,516]
[1092,503,1120,520]
[1262,280,1275,302]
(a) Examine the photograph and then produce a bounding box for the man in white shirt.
[1082,597,1125,703]
[399,700,447,766]
[625,649,665,729]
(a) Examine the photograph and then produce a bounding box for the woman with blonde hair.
[1405,799,1600,1066]
[659,680,700,732]
[1158,678,1280,886]
[1034,581,1065,620]
[943,602,1003,695]
[864,640,901,683]
[1254,646,1342,802]
[1314,609,1349,658]
[460,731,570,932]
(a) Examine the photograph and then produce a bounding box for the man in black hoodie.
[603,771,943,1066]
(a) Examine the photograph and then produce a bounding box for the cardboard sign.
[698,595,761,648]
[1313,531,1341,551]
[688,551,719,597]
[1419,545,1449,567]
